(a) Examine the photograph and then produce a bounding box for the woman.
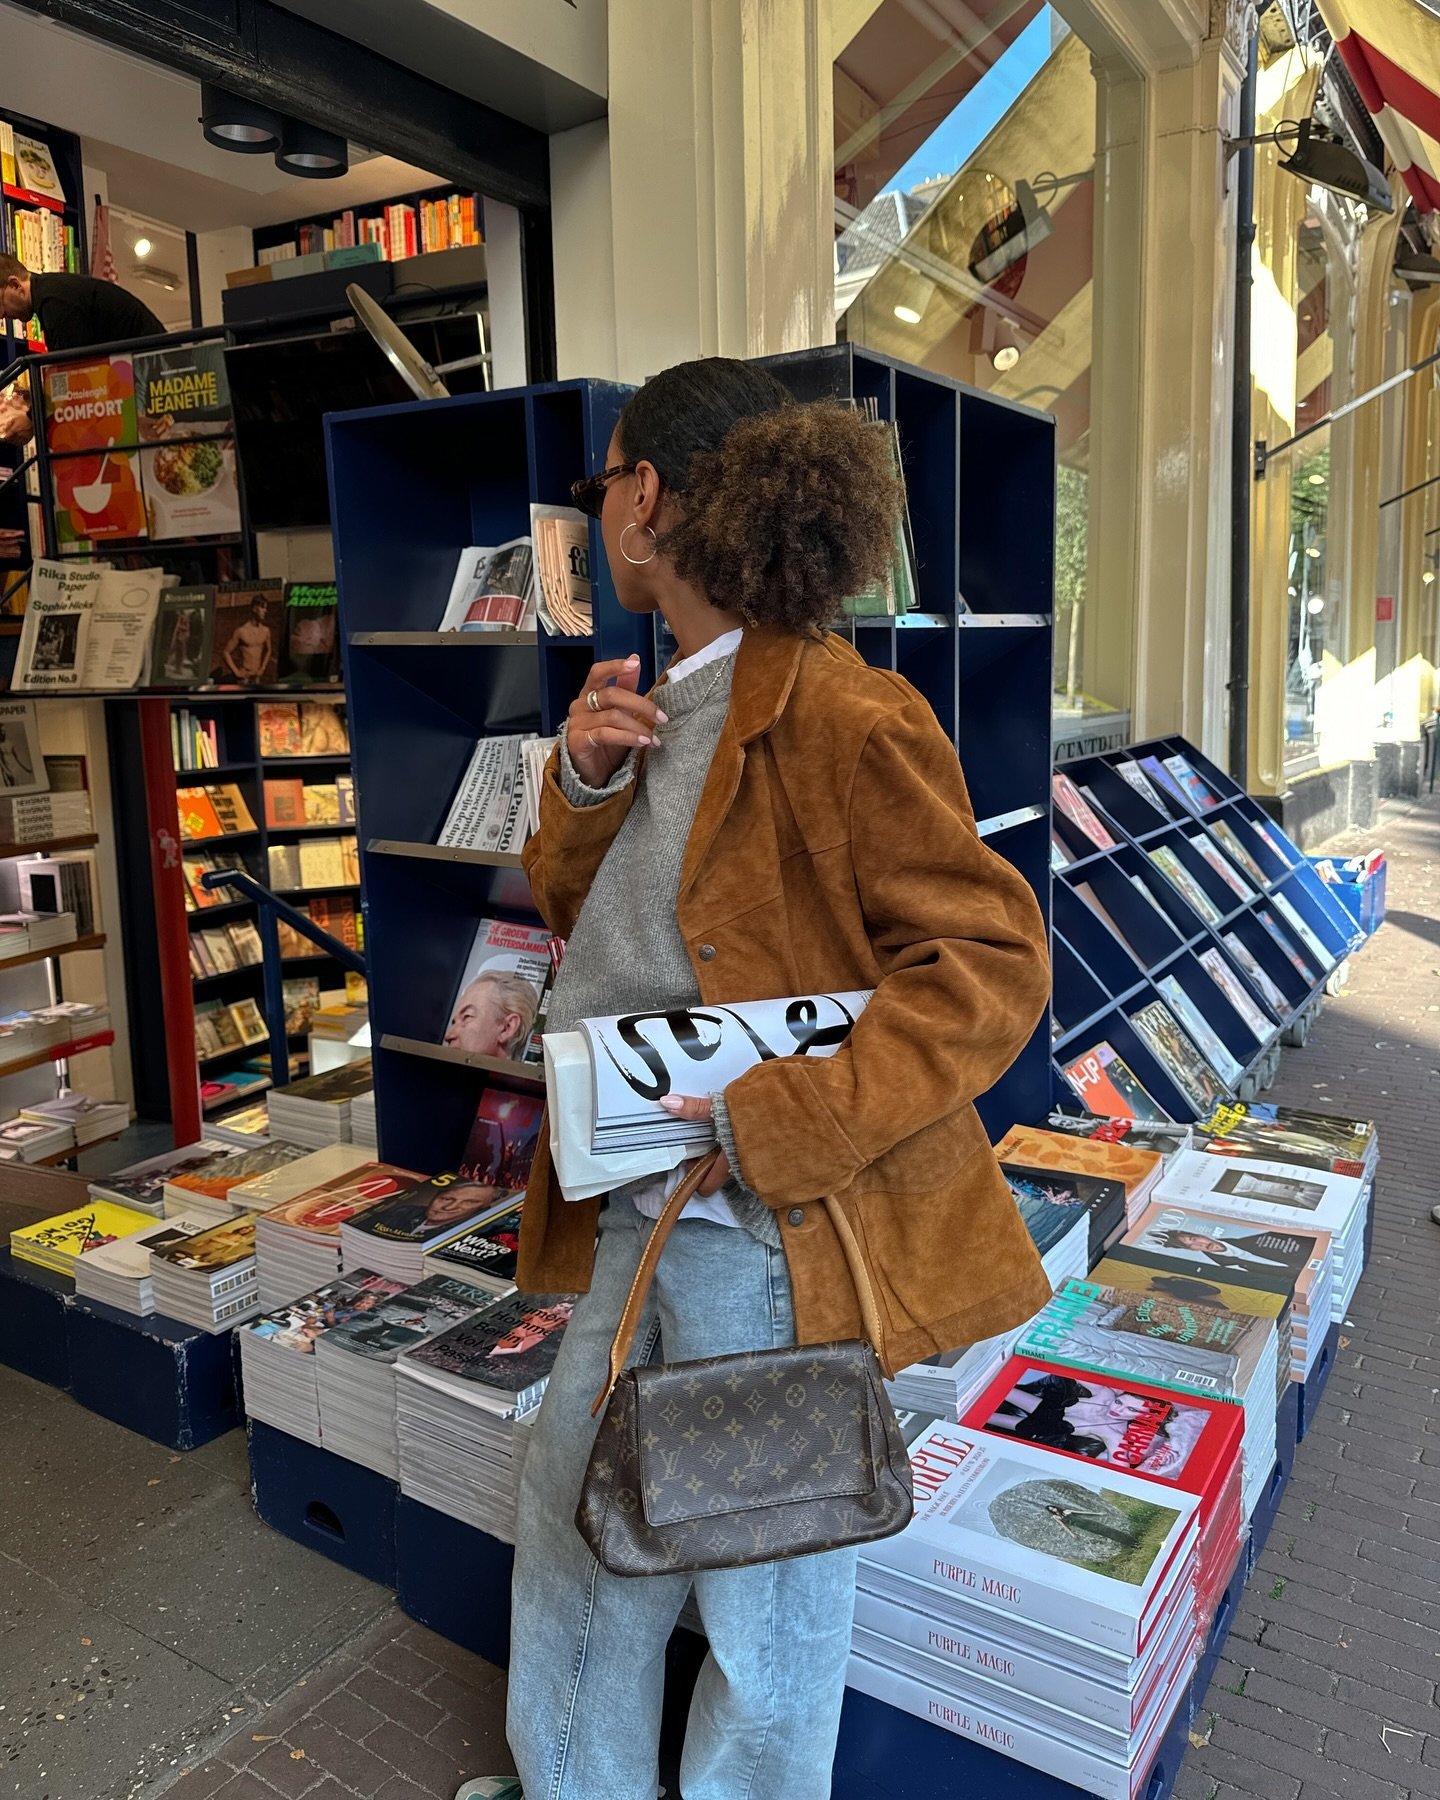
[461,358,1052,1800]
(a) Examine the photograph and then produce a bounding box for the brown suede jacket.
[517,623,1054,1375]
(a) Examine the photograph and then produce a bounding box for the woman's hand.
[566,654,667,789]
[659,1094,731,1195]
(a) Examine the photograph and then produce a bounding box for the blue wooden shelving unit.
[327,345,1057,1171]
[1051,734,1363,1120]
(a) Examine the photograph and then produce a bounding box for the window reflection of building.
[833,4,1142,755]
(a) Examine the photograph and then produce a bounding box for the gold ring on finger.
[586,688,602,713]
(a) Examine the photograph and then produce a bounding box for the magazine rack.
[1050,735,1364,1121]
[327,346,1056,1174]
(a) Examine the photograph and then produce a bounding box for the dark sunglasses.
[570,461,637,520]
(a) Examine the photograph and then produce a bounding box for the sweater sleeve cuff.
[557,734,639,807]
[711,1092,764,1207]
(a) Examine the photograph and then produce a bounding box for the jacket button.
[697,943,716,961]
[787,1208,806,1227]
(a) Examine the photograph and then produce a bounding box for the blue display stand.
[66,1294,239,1451]
[1295,1323,1341,1442]
[394,1495,514,1667]
[247,1418,398,1587]
[0,1248,73,1389]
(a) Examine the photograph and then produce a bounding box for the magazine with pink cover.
[1051,772,1117,851]
[1197,947,1276,1040]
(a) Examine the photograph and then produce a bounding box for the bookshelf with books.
[328,349,1055,1181]
[1049,738,1363,1125]
[109,691,355,1124]
[0,110,86,366]
[251,185,484,268]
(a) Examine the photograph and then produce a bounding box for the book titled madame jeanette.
[861,1422,1196,1656]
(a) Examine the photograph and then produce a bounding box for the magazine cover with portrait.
[443,917,552,1063]
[966,1361,1212,1482]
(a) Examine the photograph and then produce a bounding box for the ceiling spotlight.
[1395,248,1440,287]
[1307,471,1324,485]
[894,303,922,325]
[1305,545,1322,558]
[199,82,282,154]
[133,236,152,259]
[1307,596,1325,614]
[993,345,1021,373]
[276,119,348,179]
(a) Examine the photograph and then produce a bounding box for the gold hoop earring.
[621,523,657,566]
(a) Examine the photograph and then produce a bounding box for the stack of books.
[350,1088,377,1151]
[1193,1102,1376,1180]
[887,1330,1017,1424]
[206,1102,273,1148]
[0,785,93,845]
[395,1290,574,1541]
[20,1092,128,1149]
[1016,1277,1279,1524]
[0,1114,74,1162]
[339,1179,519,1285]
[88,1142,243,1218]
[73,1214,215,1317]
[1003,1121,1170,1229]
[10,1200,154,1276]
[149,1214,262,1331]
[253,1160,422,1308]
[850,1422,1201,1799]
[228,1143,374,1211]
[0,909,77,960]
[1109,1201,1333,1382]
[314,1274,489,1476]
[1155,1147,1368,1320]
[0,1002,111,1071]
[1002,1161,1123,1279]
[961,1359,1246,1625]
[238,1272,407,1444]
[163,1142,311,1221]
[266,1059,374,1149]
[420,1197,524,1295]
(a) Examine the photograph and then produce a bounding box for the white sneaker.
[454,1782,523,1800]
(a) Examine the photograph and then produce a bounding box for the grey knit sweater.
[545,648,780,1247]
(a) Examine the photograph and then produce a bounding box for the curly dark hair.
[615,358,903,633]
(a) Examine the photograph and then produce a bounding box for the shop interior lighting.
[276,120,348,178]
[1304,545,1322,557]
[892,277,935,326]
[992,345,1020,372]
[1226,116,1392,216]
[199,82,282,154]
[1307,471,1325,484]
[1307,596,1325,613]
[132,236,152,259]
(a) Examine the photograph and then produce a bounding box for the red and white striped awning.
[1316,0,1440,211]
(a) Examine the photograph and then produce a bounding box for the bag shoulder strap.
[591,1152,890,1414]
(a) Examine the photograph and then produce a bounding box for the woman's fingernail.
[658,1095,685,1113]
[626,654,639,665]
[638,736,653,746]
[654,709,669,724]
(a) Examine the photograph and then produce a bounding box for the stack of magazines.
[314,1274,489,1476]
[395,1290,574,1541]
[1155,1146,1368,1319]
[350,1089,377,1151]
[420,1197,524,1296]
[338,1178,518,1286]
[87,1141,239,1219]
[149,1214,261,1331]
[9,1200,152,1276]
[229,1143,375,1211]
[960,1359,1246,1625]
[1000,1121,1168,1232]
[1015,1277,1279,1524]
[0,1115,74,1162]
[266,1059,374,1149]
[20,1092,128,1150]
[163,1142,310,1221]
[253,1160,421,1309]
[850,1422,1201,1799]
[885,1330,1015,1424]
[531,504,592,638]
[1110,1201,1334,1382]
[73,1214,215,1316]
[205,1102,273,1148]
[238,1272,406,1444]
[1002,1162,1123,1280]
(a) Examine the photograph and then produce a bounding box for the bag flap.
[632,1342,879,1528]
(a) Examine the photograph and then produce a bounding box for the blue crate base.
[394,1495,513,1667]
[0,1248,72,1389]
[1296,1323,1341,1441]
[248,1419,398,1587]
[67,1295,239,1450]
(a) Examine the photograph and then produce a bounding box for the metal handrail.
[198,868,367,1092]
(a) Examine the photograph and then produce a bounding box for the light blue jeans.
[507,1194,859,1800]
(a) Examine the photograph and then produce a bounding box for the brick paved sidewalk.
[155,795,1440,1800]
[1175,792,1440,1800]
